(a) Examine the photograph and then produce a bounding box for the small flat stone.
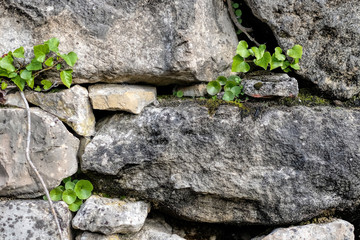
[243,74,298,98]
[72,195,150,235]
[0,199,72,240]
[88,84,157,114]
[176,84,207,97]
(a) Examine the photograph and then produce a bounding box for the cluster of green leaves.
[45,177,93,212]
[232,40,303,73]
[173,90,184,98]
[0,37,77,92]
[232,1,243,34]
[207,75,244,101]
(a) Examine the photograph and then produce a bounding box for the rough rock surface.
[243,74,298,98]
[72,195,150,235]
[26,85,96,136]
[88,84,156,114]
[82,103,360,225]
[3,91,26,108]
[76,218,185,240]
[244,0,360,99]
[0,108,79,198]
[0,0,237,85]
[0,199,72,240]
[252,219,354,240]
[177,84,208,97]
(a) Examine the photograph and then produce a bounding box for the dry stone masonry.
[0,0,359,239]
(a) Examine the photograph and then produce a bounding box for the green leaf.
[45,38,60,53]
[74,180,93,200]
[232,55,250,73]
[50,187,63,201]
[34,44,50,63]
[68,199,83,212]
[56,64,61,70]
[274,47,286,61]
[60,69,73,88]
[1,81,7,90]
[26,59,42,71]
[20,70,32,80]
[0,68,8,77]
[13,46,25,58]
[254,51,271,70]
[41,80,52,90]
[8,72,18,78]
[270,54,283,70]
[44,57,54,67]
[227,75,241,84]
[281,61,291,72]
[26,77,34,89]
[60,52,78,67]
[232,3,239,8]
[231,86,242,96]
[235,9,242,17]
[176,90,183,98]
[216,76,227,85]
[62,189,77,204]
[58,186,65,191]
[12,76,26,91]
[238,18,242,24]
[223,91,235,101]
[224,80,237,92]
[34,86,41,92]
[63,177,71,184]
[287,45,303,59]
[65,181,76,190]
[290,62,300,70]
[251,44,266,60]
[73,180,79,184]
[0,55,15,72]
[236,40,250,58]
[206,80,221,95]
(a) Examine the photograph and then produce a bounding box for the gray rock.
[76,218,185,240]
[243,74,298,98]
[72,195,150,235]
[88,84,157,114]
[176,84,208,97]
[0,108,79,198]
[3,91,26,108]
[244,0,360,99]
[252,219,354,240]
[0,199,72,240]
[0,0,237,85]
[26,85,96,136]
[82,103,360,225]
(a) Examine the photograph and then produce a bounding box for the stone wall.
[0,0,359,239]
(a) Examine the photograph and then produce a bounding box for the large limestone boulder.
[0,108,79,198]
[0,199,73,240]
[82,103,360,225]
[0,0,238,85]
[244,0,360,99]
[252,219,355,240]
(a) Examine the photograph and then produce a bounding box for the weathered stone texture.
[244,0,360,99]
[243,74,298,98]
[0,200,72,240]
[88,84,156,114]
[0,0,238,85]
[0,108,79,198]
[177,84,208,97]
[72,196,150,235]
[82,103,360,225]
[26,85,96,136]
[252,219,355,240]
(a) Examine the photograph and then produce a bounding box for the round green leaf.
[235,9,242,17]
[63,177,71,184]
[62,189,77,204]
[74,180,94,200]
[223,91,235,101]
[13,46,25,58]
[176,90,184,98]
[206,81,221,96]
[20,70,32,80]
[227,75,241,84]
[58,185,65,191]
[216,76,227,85]
[231,86,242,96]
[224,80,237,92]
[287,45,303,59]
[232,3,239,8]
[65,181,76,190]
[232,55,250,73]
[50,187,63,201]
[68,199,83,212]
[236,40,250,58]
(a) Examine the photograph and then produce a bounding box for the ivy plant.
[0,37,77,92]
[45,177,94,212]
[232,2,243,34]
[207,75,244,101]
[173,90,184,98]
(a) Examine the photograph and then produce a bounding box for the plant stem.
[226,0,261,47]
[19,91,64,240]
